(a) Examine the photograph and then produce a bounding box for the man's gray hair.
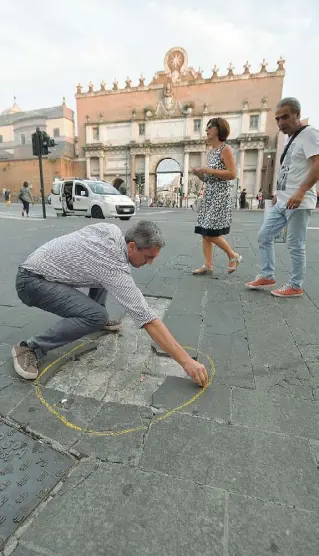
[125,220,165,250]
[277,97,301,115]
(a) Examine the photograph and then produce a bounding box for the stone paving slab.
[245,319,304,377]
[203,302,246,335]
[179,273,215,291]
[20,462,226,556]
[140,413,319,511]
[9,389,102,449]
[167,289,206,317]
[152,313,202,356]
[255,364,317,401]
[0,376,31,417]
[9,546,41,556]
[152,376,231,422]
[232,387,319,438]
[198,333,255,389]
[141,275,179,298]
[72,404,153,464]
[228,493,319,556]
[298,344,319,388]
[0,344,11,366]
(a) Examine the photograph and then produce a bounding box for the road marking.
[34,344,215,437]
[308,227,319,230]
[137,210,176,216]
[0,213,52,221]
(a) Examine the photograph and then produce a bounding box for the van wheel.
[119,217,131,221]
[91,206,104,219]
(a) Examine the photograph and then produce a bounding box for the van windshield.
[84,181,121,195]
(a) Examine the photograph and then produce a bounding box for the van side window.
[75,183,89,197]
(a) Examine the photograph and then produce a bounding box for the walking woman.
[192,117,242,275]
[19,181,34,217]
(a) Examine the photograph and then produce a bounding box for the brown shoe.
[11,344,38,380]
[103,319,122,332]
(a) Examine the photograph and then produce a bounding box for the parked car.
[50,178,135,220]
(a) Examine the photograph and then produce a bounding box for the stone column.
[239,149,245,189]
[130,154,136,196]
[149,174,156,199]
[99,154,104,180]
[86,156,91,179]
[144,154,150,196]
[255,148,264,194]
[183,152,189,197]
[201,151,206,167]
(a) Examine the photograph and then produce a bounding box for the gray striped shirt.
[21,223,157,328]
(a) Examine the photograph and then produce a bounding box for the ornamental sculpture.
[155,82,182,118]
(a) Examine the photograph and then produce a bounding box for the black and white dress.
[195,145,232,237]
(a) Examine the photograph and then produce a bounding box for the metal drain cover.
[0,422,73,548]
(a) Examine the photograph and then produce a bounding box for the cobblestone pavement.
[0,208,318,555]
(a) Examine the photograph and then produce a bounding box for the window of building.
[20,133,26,145]
[193,119,201,132]
[53,128,60,138]
[250,115,259,130]
[0,135,3,143]
[92,126,100,140]
[139,123,145,136]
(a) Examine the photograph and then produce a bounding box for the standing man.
[246,97,319,297]
[12,221,208,388]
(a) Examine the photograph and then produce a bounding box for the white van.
[51,178,135,220]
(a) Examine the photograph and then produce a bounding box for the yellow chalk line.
[33,344,215,437]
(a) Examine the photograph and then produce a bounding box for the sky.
[1,0,318,128]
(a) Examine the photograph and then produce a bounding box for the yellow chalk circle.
[33,344,215,437]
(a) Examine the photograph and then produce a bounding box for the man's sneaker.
[245,275,276,289]
[271,285,303,298]
[103,319,122,332]
[11,343,38,380]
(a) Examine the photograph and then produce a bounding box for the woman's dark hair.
[206,117,230,141]
[23,181,28,187]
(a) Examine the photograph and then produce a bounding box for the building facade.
[76,47,285,198]
[0,99,81,198]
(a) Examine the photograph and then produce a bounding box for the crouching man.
[12,221,208,388]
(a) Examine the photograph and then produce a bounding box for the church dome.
[1,98,23,115]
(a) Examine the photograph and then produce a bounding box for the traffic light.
[41,131,56,155]
[32,133,40,156]
[31,130,56,157]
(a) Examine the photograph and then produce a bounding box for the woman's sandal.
[227,254,242,274]
[192,265,213,276]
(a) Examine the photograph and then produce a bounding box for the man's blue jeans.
[258,204,311,289]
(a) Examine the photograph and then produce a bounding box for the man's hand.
[286,191,304,209]
[272,195,277,206]
[183,359,209,388]
[144,319,209,388]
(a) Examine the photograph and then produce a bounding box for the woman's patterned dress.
[195,145,232,237]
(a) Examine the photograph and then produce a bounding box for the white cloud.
[0,0,318,126]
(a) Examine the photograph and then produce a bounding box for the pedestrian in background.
[19,181,34,217]
[4,189,11,208]
[135,193,141,209]
[257,189,264,209]
[192,117,242,275]
[239,188,247,209]
[246,97,319,298]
